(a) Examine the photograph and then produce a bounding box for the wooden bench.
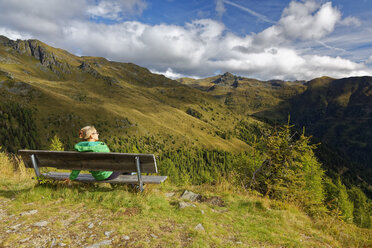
[18,150,167,192]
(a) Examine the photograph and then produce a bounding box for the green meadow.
[1,153,371,248]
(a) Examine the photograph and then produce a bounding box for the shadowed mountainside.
[179,73,372,191]
[255,76,372,168]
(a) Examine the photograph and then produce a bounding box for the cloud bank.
[0,0,370,80]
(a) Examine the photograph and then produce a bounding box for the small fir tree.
[324,177,354,223]
[49,135,64,151]
[348,186,371,228]
[250,122,326,215]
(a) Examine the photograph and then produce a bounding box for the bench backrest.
[19,150,158,173]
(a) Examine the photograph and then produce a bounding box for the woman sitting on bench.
[64,126,124,183]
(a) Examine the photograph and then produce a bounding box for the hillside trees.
[324,177,354,223]
[0,102,39,153]
[348,186,372,228]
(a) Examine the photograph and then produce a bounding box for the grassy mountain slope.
[179,73,372,194]
[0,35,253,153]
[178,72,306,116]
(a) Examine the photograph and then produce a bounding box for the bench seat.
[41,172,168,184]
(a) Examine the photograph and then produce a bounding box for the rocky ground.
[1,190,227,248]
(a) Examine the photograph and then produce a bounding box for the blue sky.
[0,0,371,80]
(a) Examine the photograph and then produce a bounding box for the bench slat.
[42,172,167,184]
[19,150,158,173]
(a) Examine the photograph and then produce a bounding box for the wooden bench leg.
[135,156,144,192]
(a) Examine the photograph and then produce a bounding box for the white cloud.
[367,55,372,63]
[0,27,31,40]
[0,0,371,81]
[281,1,340,40]
[87,0,147,20]
[253,0,342,48]
[151,68,193,79]
[339,16,361,27]
[215,0,226,18]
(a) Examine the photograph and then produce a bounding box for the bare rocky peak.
[213,72,240,87]
[0,36,72,76]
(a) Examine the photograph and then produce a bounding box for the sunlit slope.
[0,35,251,152]
[178,72,306,115]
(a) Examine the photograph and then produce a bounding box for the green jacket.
[69,141,113,181]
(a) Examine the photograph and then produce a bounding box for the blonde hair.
[79,126,97,140]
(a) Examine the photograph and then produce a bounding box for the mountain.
[178,72,372,192]
[255,76,372,168]
[179,72,307,117]
[0,35,370,194]
[0,35,252,153]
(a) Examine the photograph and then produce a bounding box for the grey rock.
[104,231,114,237]
[181,190,201,202]
[19,237,31,243]
[123,235,130,240]
[165,192,175,198]
[150,233,158,239]
[179,201,196,209]
[10,223,22,229]
[85,240,112,248]
[59,243,67,247]
[20,210,38,216]
[194,223,205,231]
[33,220,48,227]
[88,223,94,229]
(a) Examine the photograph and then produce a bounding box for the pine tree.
[348,186,371,228]
[324,177,354,223]
[49,135,64,151]
[336,178,354,223]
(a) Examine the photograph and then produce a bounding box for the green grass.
[1,164,371,248]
